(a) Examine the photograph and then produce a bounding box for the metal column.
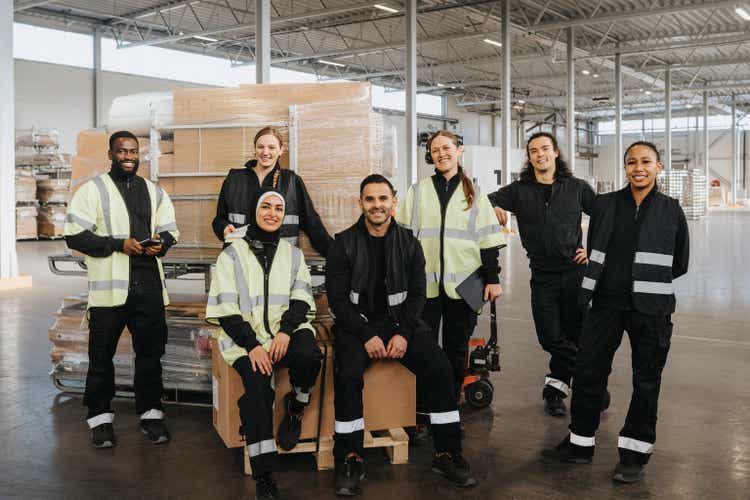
[93,29,103,127]
[566,27,575,172]
[502,0,511,185]
[703,91,709,189]
[406,0,418,185]
[665,66,672,170]
[615,52,623,188]
[732,94,738,204]
[0,0,19,279]
[255,0,271,83]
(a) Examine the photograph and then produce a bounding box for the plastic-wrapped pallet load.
[16,205,39,240]
[658,169,707,219]
[37,177,71,204]
[15,167,37,203]
[71,130,150,192]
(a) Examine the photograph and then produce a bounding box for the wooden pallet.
[242,428,409,475]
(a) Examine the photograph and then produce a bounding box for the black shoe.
[432,452,478,488]
[140,419,171,444]
[277,392,304,451]
[335,456,365,496]
[540,437,593,465]
[91,423,117,448]
[543,387,567,417]
[256,473,282,500]
[613,462,644,483]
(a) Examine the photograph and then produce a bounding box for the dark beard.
[110,158,140,179]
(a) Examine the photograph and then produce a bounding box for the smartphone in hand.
[138,237,162,247]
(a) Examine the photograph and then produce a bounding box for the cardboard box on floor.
[211,337,416,450]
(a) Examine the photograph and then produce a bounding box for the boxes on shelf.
[36,178,71,204]
[16,169,37,203]
[16,205,38,239]
[37,205,67,238]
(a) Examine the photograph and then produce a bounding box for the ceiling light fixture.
[517,99,526,104]
[374,4,399,13]
[582,69,590,76]
[593,73,599,78]
[645,90,652,95]
[483,38,503,48]
[686,104,693,109]
[193,35,218,42]
[437,83,446,87]
[318,59,346,67]
[735,6,750,21]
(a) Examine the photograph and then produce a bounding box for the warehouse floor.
[1,212,748,500]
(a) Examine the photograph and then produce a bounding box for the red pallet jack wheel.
[462,300,501,409]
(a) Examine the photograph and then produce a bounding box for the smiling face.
[625,144,663,190]
[430,135,463,175]
[256,194,285,232]
[527,135,559,176]
[255,133,284,169]
[108,137,139,173]
[359,181,396,228]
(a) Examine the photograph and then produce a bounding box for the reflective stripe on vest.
[65,213,97,232]
[91,176,113,236]
[225,245,253,313]
[228,212,245,224]
[426,271,472,284]
[156,222,177,233]
[388,291,408,306]
[207,292,239,305]
[282,236,298,246]
[634,252,673,267]
[89,279,129,291]
[410,182,482,241]
[633,281,673,295]
[283,214,299,225]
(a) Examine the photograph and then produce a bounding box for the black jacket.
[326,217,428,343]
[581,186,689,315]
[212,161,333,256]
[489,176,595,271]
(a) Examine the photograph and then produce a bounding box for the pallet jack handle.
[489,300,499,348]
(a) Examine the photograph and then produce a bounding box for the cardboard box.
[211,337,415,449]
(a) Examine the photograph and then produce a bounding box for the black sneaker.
[140,419,171,444]
[277,392,304,451]
[256,473,282,500]
[613,462,644,484]
[540,436,593,465]
[431,452,478,488]
[335,456,365,496]
[91,423,117,448]
[543,387,567,417]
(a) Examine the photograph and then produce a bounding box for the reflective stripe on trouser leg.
[544,377,570,396]
[618,436,654,454]
[141,409,164,420]
[293,386,311,404]
[569,432,596,447]
[334,418,364,434]
[248,438,277,458]
[87,412,114,429]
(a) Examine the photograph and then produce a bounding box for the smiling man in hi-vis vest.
[64,131,179,449]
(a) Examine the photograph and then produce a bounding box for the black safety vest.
[580,188,682,315]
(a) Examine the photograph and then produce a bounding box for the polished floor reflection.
[0,212,748,499]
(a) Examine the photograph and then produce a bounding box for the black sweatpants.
[568,301,673,465]
[422,291,478,400]
[530,267,585,397]
[233,329,322,478]
[333,325,461,461]
[84,281,168,423]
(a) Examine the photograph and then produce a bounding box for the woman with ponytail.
[397,130,505,402]
[212,126,333,256]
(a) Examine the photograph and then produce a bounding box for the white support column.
[665,66,672,170]
[731,94,738,204]
[614,52,623,188]
[255,0,271,83]
[502,0,511,185]
[566,27,576,172]
[94,29,103,127]
[703,91,709,192]
[406,0,418,185]
[0,0,20,282]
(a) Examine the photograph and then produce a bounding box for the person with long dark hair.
[542,141,689,485]
[488,132,597,417]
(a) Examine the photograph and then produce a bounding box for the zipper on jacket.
[439,183,449,289]
[262,255,274,338]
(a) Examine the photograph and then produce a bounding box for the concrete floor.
[0,212,748,499]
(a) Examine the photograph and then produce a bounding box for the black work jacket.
[211,161,333,256]
[580,186,690,315]
[326,217,428,343]
[489,176,595,271]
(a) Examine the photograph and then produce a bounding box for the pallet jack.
[461,300,501,409]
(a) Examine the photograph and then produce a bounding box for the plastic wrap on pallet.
[71,130,151,190]
[37,178,71,204]
[37,205,67,238]
[50,295,218,391]
[16,205,39,239]
[16,128,60,148]
[108,92,174,137]
[15,168,37,203]
[658,169,707,219]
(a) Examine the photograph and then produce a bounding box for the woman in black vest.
[541,142,689,485]
[212,126,333,255]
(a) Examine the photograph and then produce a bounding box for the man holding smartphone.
[64,131,179,448]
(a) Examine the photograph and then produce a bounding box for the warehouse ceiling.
[13,0,750,121]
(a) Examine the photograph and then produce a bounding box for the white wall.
[14,59,212,153]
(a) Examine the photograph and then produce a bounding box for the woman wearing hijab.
[207,188,323,500]
[212,126,333,255]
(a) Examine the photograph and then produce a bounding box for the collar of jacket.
[432,165,464,186]
[244,159,281,172]
[355,214,396,238]
[621,182,658,206]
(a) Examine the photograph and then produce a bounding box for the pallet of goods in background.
[15,128,73,240]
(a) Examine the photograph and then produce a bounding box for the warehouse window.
[598,115,743,134]
[371,87,445,115]
[13,23,93,69]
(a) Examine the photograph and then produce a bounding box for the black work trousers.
[84,281,168,421]
[530,267,585,397]
[233,329,322,479]
[422,290,478,400]
[568,301,673,465]
[333,324,461,461]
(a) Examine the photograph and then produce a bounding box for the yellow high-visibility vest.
[206,238,316,366]
[64,174,179,308]
[397,176,505,299]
